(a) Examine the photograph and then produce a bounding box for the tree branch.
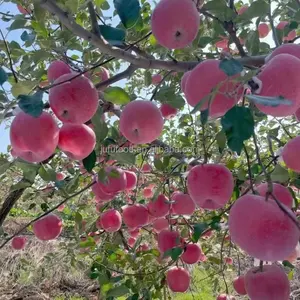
[224,21,247,57]
[39,0,265,70]
[0,180,27,227]
[87,1,101,37]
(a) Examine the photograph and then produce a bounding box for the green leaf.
[106,285,130,297]
[18,91,44,118]
[10,180,32,191]
[156,87,185,109]
[219,59,243,76]
[165,95,185,109]
[114,0,141,29]
[95,0,106,6]
[154,158,164,171]
[221,106,255,155]
[91,107,109,143]
[283,260,295,269]
[23,167,38,183]
[101,1,110,10]
[163,247,183,260]
[271,164,289,183]
[192,223,209,242]
[216,130,226,152]
[41,203,49,212]
[288,269,295,280]
[98,168,108,183]
[9,17,27,31]
[103,87,131,105]
[33,1,47,23]
[198,36,213,48]
[99,25,126,46]
[89,271,99,280]
[65,0,79,13]
[75,211,83,225]
[20,31,36,44]
[98,271,110,284]
[246,95,292,107]
[202,0,235,21]
[245,30,260,55]
[65,173,80,194]
[240,0,269,19]
[0,67,8,85]
[163,156,171,168]
[28,203,36,210]
[109,169,121,178]
[0,157,11,175]
[200,109,209,125]
[144,71,152,86]
[83,150,96,172]
[79,236,96,248]
[171,247,183,260]
[38,164,56,182]
[237,168,247,181]
[110,152,136,165]
[11,81,37,98]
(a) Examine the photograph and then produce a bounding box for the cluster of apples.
[10,1,300,298]
[180,44,300,119]
[151,0,300,121]
[10,60,103,162]
[217,264,291,300]
[88,162,235,292]
[9,61,111,242]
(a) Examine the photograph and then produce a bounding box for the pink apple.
[47,60,71,83]
[33,214,62,241]
[58,124,96,160]
[49,73,98,124]
[119,100,164,144]
[11,236,26,250]
[10,112,59,163]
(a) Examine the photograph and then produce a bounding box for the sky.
[0,0,275,154]
[0,2,20,153]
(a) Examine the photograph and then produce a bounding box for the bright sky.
[0,2,20,153]
[0,1,276,154]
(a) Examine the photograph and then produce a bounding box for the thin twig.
[150,71,173,101]
[271,192,300,231]
[0,29,18,83]
[243,145,255,193]
[268,0,280,47]
[220,229,229,294]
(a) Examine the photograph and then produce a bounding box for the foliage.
[0,0,300,299]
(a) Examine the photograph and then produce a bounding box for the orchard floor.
[1,218,300,299]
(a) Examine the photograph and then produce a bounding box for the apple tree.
[1,0,300,299]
